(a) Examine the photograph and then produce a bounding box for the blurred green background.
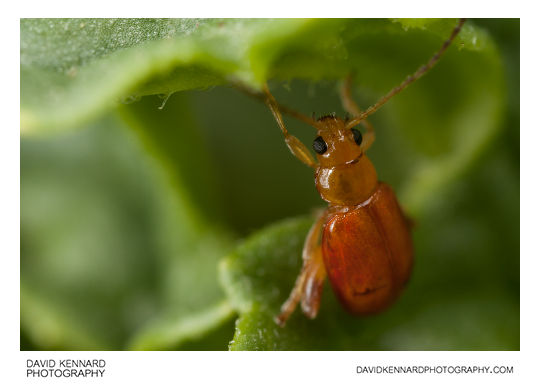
[20,19,519,350]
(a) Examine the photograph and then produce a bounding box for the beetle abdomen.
[321,182,413,315]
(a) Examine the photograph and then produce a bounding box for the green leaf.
[128,300,235,350]
[21,19,517,351]
[118,93,237,350]
[21,19,492,132]
[21,113,233,350]
[220,210,518,350]
[213,19,515,350]
[21,18,329,133]
[21,18,504,215]
[116,91,224,226]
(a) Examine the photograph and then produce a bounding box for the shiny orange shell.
[321,182,413,314]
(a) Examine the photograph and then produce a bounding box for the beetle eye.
[351,128,363,146]
[313,136,327,154]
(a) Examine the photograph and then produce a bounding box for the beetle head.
[312,115,364,168]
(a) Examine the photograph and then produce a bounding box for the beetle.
[254,19,467,326]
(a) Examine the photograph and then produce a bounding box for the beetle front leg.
[275,210,327,326]
[263,84,318,169]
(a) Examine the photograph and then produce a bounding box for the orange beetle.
[257,19,466,326]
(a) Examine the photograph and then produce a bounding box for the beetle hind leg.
[300,246,326,319]
[274,266,307,326]
[275,211,327,326]
[275,246,326,326]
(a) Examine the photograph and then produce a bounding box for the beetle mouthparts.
[316,113,337,121]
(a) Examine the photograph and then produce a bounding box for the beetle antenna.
[346,18,466,130]
[233,82,319,128]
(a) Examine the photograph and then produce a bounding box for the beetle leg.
[233,82,319,127]
[274,268,307,327]
[263,84,318,169]
[340,75,376,152]
[300,245,326,319]
[275,210,327,326]
[340,74,363,116]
